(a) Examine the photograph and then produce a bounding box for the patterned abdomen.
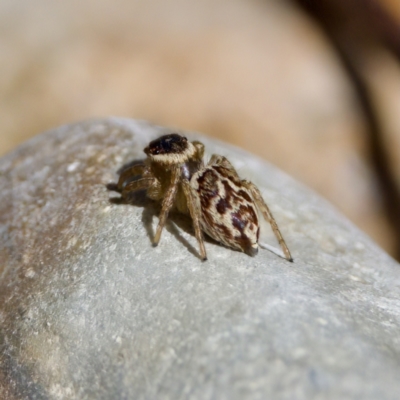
[191,162,260,256]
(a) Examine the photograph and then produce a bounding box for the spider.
[117,133,293,262]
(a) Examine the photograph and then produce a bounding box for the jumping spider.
[117,133,292,262]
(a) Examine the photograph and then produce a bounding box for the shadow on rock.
[106,159,217,260]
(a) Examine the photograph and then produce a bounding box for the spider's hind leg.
[242,180,293,262]
[182,179,207,261]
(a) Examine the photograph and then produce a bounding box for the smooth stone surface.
[1,118,400,400]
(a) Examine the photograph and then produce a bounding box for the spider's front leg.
[117,164,147,192]
[242,180,293,262]
[181,180,207,261]
[119,178,155,199]
[118,164,157,200]
[153,166,181,246]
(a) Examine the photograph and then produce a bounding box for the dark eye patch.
[160,134,181,152]
[146,134,187,155]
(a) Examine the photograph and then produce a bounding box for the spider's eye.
[146,133,188,155]
[159,135,180,152]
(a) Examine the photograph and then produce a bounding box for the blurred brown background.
[1,0,400,258]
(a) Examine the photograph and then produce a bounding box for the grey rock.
[1,118,400,400]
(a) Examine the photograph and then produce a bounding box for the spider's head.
[144,133,197,165]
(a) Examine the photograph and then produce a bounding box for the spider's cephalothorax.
[117,133,292,262]
[144,133,197,164]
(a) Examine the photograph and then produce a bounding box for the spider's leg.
[192,141,205,161]
[207,155,240,179]
[121,178,154,198]
[242,180,293,262]
[207,154,235,169]
[118,164,147,191]
[153,166,181,246]
[182,179,207,261]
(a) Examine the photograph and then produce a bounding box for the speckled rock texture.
[1,118,400,400]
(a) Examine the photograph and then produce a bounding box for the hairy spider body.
[191,158,260,257]
[117,133,292,261]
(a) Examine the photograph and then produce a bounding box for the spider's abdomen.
[191,165,260,256]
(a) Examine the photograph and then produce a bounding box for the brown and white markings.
[117,133,293,262]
